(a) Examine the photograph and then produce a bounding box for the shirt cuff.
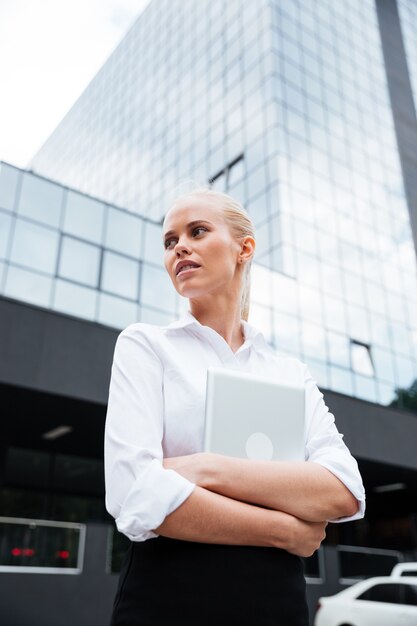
[310,458,366,523]
[115,458,196,542]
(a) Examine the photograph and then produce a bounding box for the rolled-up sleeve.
[104,326,196,542]
[303,365,366,523]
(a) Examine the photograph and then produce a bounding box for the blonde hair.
[170,187,255,321]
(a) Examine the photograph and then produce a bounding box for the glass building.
[1,1,417,623]
[2,153,416,408]
[29,0,417,409]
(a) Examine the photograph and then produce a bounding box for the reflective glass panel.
[177,295,189,316]
[271,244,294,276]
[10,218,59,274]
[300,320,326,361]
[58,236,100,287]
[0,163,19,211]
[351,341,375,377]
[53,280,97,320]
[304,359,328,389]
[0,516,82,570]
[63,191,105,244]
[296,252,320,287]
[248,303,272,343]
[348,305,371,344]
[372,346,396,383]
[228,158,245,187]
[247,191,269,226]
[140,306,174,325]
[247,164,267,200]
[327,331,350,368]
[378,381,396,405]
[251,264,272,307]
[394,354,415,388]
[4,265,52,308]
[329,365,353,396]
[370,314,392,350]
[101,251,139,300]
[0,260,5,288]
[253,218,271,257]
[98,293,139,329]
[105,208,143,257]
[18,173,63,228]
[0,211,12,259]
[272,271,297,315]
[354,374,377,403]
[211,172,227,192]
[273,311,300,354]
[140,263,176,313]
[390,321,413,357]
[227,179,246,207]
[298,284,323,324]
[142,222,164,265]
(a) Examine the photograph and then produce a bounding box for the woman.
[104,188,365,625]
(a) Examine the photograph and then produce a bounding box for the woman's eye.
[164,227,206,249]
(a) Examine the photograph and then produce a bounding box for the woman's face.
[162,195,244,300]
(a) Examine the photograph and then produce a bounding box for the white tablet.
[204,367,305,462]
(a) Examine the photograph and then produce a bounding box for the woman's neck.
[189,299,244,352]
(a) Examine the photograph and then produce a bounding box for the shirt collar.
[165,310,268,351]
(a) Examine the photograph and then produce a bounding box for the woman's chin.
[179,287,203,298]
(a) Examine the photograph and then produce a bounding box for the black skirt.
[110,537,309,626]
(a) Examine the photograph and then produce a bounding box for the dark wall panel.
[0,297,118,405]
[325,390,417,471]
[1,295,417,471]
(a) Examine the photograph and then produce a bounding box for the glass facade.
[397,0,417,109]
[1,158,416,410]
[0,162,176,328]
[4,0,416,409]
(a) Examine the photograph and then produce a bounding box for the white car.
[314,576,417,626]
[391,562,417,578]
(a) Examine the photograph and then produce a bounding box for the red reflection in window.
[23,549,35,556]
[10,548,35,557]
[57,550,70,559]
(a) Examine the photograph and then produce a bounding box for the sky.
[0,0,150,168]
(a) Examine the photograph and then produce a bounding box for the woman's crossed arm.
[154,483,327,558]
[163,453,359,522]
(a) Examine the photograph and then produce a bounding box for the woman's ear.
[238,236,255,263]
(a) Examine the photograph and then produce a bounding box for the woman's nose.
[175,238,191,255]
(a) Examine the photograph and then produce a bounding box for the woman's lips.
[177,266,201,278]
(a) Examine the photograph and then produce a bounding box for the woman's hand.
[273,512,328,558]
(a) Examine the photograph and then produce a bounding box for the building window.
[58,236,100,288]
[350,340,375,377]
[209,154,244,191]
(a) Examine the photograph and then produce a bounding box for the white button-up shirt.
[104,310,365,542]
